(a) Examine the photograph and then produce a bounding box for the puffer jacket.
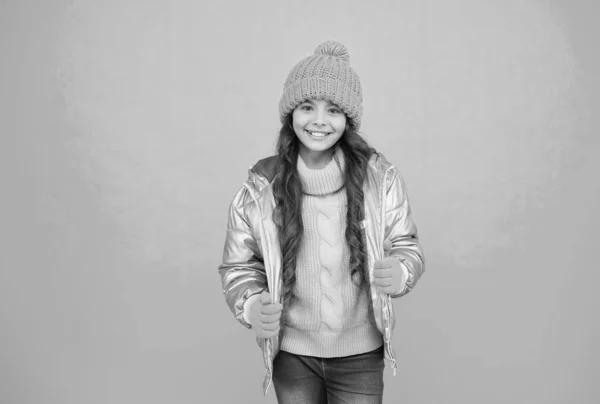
[218,149,425,395]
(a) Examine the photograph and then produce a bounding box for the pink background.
[2,0,598,402]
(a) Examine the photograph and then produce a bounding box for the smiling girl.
[218,40,425,403]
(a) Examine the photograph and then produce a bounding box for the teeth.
[307,131,329,138]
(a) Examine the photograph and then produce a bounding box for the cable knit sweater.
[279,148,382,358]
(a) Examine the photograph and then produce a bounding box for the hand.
[248,291,283,339]
[373,240,407,295]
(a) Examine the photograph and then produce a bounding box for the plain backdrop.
[2,0,599,403]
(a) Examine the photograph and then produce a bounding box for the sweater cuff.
[242,294,262,327]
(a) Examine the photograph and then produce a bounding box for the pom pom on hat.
[313,40,350,62]
[279,40,363,128]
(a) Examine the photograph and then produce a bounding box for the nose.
[313,107,326,126]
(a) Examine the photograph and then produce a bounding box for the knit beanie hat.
[279,40,363,129]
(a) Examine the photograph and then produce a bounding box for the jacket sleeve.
[384,168,425,298]
[218,185,268,328]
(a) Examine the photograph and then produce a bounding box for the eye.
[328,107,341,114]
[300,104,313,111]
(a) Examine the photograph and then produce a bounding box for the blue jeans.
[272,346,385,404]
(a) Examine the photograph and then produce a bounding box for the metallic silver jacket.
[218,150,424,395]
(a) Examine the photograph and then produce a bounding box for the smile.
[305,130,331,139]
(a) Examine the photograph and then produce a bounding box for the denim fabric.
[272,345,385,404]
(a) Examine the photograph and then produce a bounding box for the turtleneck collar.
[297,147,346,196]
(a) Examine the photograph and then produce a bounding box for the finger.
[259,291,271,305]
[373,268,393,278]
[374,260,389,269]
[260,321,280,332]
[374,285,393,295]
[374,285,387,294]
[261,303,283,315]
[374,278,392,288]
[259,325,280,337]
[260,312,282,324]
[379,259,401,272]
[375,257,396,269]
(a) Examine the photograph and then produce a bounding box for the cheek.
[292,114,308,130]
[292,122,308,140]
[334,117,347,133]
[292,126,303,140]
[291,115,300,130]
[292,121,305,136]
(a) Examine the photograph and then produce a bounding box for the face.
[292,98,347,165]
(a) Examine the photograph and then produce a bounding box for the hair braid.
[272,115,372,312]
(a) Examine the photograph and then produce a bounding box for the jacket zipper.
[243,183,275,395]
[380,167,397,376]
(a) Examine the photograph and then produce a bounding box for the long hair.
[272,113,372,310]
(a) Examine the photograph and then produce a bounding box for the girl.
[218,40,424,403]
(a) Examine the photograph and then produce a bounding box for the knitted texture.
[279,40,363,129]
[317,195,344,331]
[280,149,382,357]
